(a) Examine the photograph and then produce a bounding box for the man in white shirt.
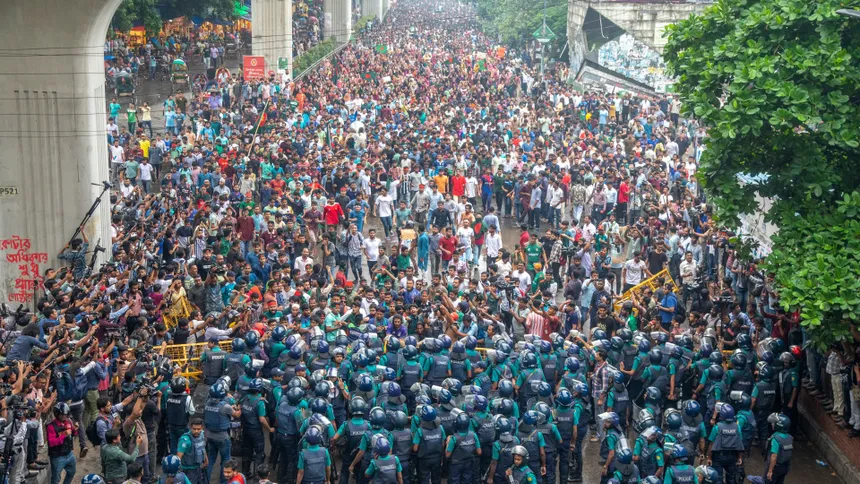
[484,224,503,266]
[294,247,314,277]
[138,159,154,193]
[374,188,395,238]
[363,229,382,273]
[621,253,650,293]
[580,216,597,242]
[109,140,125,183]
[511,262,532,295]
[679,250,698,285]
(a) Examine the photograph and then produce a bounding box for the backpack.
[86,415,109,446]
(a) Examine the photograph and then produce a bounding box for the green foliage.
[765,193,860,349]
[111,0,236,35]
[354,15,376,33]
[663,0,860,347]
[112,0,163,35]
[293,39,338,76]
[475,0,567,52]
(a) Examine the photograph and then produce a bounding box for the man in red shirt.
[438,227,458,270]
[236,208,256,258]
[46,403,77,484]
[323,198,344,230]
[617,177,631,224]
[270,173,286,196]
[451,169,467,202]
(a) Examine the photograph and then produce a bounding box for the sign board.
[533,24,556,44]
[243,56,266,80]
[278,57,289,71]
[0,186,19,197]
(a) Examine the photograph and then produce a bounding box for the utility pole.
[541,0,547,80]
[533,0,555,81]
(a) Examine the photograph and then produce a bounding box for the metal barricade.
[613,269,679,312]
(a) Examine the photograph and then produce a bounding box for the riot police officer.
[390,411,414,484]
[506,446,538,484]
[612,449,640,484]
[365,437,403,484]
[471,395,496,481]
[204,382,239,484]
[176,418,207,484]
[633,426,664,479]
[765,413,793,484]
[662,444,695,484]
[413,405,445,484]
[274,387,305,484]
[166,377,195,454]
[517,411,546,483]
[240,378,271,475]
[598,412,626,484]
[706,404,744,484]
[332,397,370,484]
[297,426,331,484]
[487,417,521,484]
[224,339,251,389]
[607,371,631,433]
[751,364,778,457]
[446,413,481,484]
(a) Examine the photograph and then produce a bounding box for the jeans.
[140,120,153,137]
[528,209,541,229]
[380,216,392,237]
[136,454,151,484]
[50,452,76,484]
[206,438,232,484]
[83,390,99,438]
[807,348,822,389]
[141,180,151,193]
[349,255,363,281]
[573,205,584,223]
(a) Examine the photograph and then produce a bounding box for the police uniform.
[366,455,402,484]
[766,431,793,484]
[664,464,696,484]
[298,444,331,484]
[224,351,250,389]
[752,378,778,455]
[633,435,664,478]
[491,436,521,484]
[509,464,538,484]
[391,426,414,484]
[177,430,207,484]
[517,425,545,482]
[167,392,194,454]
[335,417,369,484]
[553,406,575,483]
[274,399,301,484]
[472,411,496,481]
[239,392,267,475]
[203,396,234,483]
[569,398,590,482]
[414,419,445,484]
[536,419,562,484]
[708,419,743,484]
[446,430,480,484]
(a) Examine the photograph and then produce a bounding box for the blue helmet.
[758,364,774,382]
[769,412,790,432]
[709,352,724,366]
[271,325,287,341]
[443,378,463,395]
[666,411,682,430]
[403,345,419,360]
[82,475,106,484]
[612,371,625,386]
[643,477,662,484]
[498,380,515,398]
[438,335,452,349]
[244,330,259,348]
[317,340,330,354]
[730,352,747,370]
[366,348,378,363]
[209,382,227,399]
[161,455,181,476]
[696,466,720,484]
[350,397,369,417]
[648,349,663,365]
[387,382,402,398]
[533,402,552,421]
[592,329,608,341]
[638,339,651,353]
[737,333,752,350]
[573,382,589,398]
[465,335,478,350]
[671,345,683,359]
[286,387,305,405]
[645,386,662,404]
[540,340,553,354]
[760,350,775,365]
[684,400,701,418]
[556,388,574,407]
[473,395,489,412]
[404,335,418,347]
[232,338,247,353]
[698,344,713,359]
[522,410,540,426]
[718,403,736,421]
[420,405,437,422]
[392,411,409,429]
[438,389,453,405]
[310,397,328,415]
[305,426,323,445]
[374,435,391,456]
[289,343,305,360]
[668,443,688,460]
[521,352,538,369]
[415,395,432,407]
[383,366,398,382]
[369,408,388,427]
[244,362,257,378]
[386,338,401,352]
[285,334,299,348]
[451,342,466,354]
[495,416,514,435]
[537,381,552,398]
[249,378,263,392]
[601,412,619,426]
[357,374,375,392]
[708,364,724,381]
[655,332,669,344]
[454,413,471,432]
[616,448,634,465]
[565,357,580,373]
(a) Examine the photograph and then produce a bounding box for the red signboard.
[243,56,266,80]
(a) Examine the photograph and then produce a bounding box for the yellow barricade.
[613,269,679,312]
[162,297,192,329]
[164,341,233,381]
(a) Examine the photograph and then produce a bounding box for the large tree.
[112,0,236,36]
[663,0,860,348]
[475,0,567,57]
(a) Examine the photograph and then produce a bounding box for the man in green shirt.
[127,103,138,134]
[109,98,122,119]
[124,158,140,185]
[523,234,544,274]
[176,419,207,483]
[101,429,142,484]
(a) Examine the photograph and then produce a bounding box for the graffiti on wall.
[1,236,47,303]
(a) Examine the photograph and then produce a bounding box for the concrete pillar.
[252,0,293,79]
[361,0,383,21]
[0,0,118,303]
[324,0,353,42]
[567,1,590,76]
[381,0,390,19]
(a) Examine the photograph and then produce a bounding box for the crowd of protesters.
[0,1,813,484]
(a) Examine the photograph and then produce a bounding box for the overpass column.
[252,0,293,78]
[0,0,118,303]
[567,0,590,76]
[324,0,353,42]
[381,0,390,19]
[361,0,383,21]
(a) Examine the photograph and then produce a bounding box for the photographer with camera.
[47,403,78,484]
